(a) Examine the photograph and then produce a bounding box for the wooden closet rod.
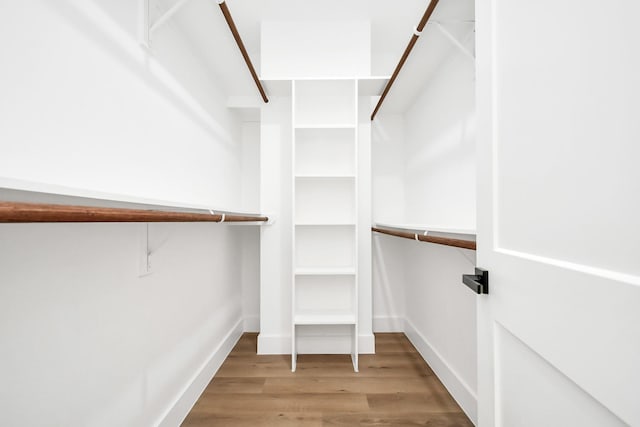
[218,0,269,103]
[371,0,440,120]
[372,226,476,250]
[0,202,268,223]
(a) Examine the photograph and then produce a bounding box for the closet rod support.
[149,0,193,35]
[434,21,475,61]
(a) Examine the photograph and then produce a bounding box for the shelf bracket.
[149,0,194,36]
[433,21,475,61]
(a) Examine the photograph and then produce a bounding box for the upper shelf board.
[260,77,390,97]
[0,177,260,217]
[374,222,476,237]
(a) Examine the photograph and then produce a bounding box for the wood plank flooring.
[182,333,472,426]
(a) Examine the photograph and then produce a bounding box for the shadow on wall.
[405,110,475,174]
[46,0,235,146]
[0,222,245,426]
[372,233,406,332]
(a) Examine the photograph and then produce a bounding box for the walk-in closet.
[1,1,638,426]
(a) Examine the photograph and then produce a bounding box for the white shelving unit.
[292,79,359,372]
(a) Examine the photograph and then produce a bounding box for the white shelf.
[0,177,260,217]
[294,312,357,325]
[294,124,356,129]
[374,221,476,236]
[295,267,356,276]
[296,222,355,227]
[295,174,356,179]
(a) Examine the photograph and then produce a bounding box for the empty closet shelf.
[294,312,357,325]
[295,268,356,276]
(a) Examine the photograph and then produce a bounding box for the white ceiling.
[152,0,474,112]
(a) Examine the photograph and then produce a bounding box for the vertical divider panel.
[291,80,297,372]
[353,79,359,372]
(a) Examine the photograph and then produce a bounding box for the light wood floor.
[182,333,472,426]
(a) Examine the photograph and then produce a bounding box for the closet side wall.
[0,0,243,210]
[404,52,476,228]
[371,47,478,421]
[0,219,246,427]
[402,50,478,423]
[0,2,255,426]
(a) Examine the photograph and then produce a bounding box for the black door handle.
[462,268,489,294]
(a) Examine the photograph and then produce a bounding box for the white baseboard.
[243,315,259,332]
[373,315,404,332]
[257,333,375,355]
[359,333,375,354]
[156,318,244,427]
[257,333,290,354]
[404,318,477,425]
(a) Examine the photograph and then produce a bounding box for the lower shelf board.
[294,313,357,325]
[295,267,356,276]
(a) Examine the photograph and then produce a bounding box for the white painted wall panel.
[371,34,478,423]
[0,220,245,426]
[0,0,242,210]
[0,1,260,425]
[261,21,370,79]
[371,112,406,223]
[404,52,476,229]
[258,96,293,354]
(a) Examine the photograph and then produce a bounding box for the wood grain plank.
[367,392,461,413]
[263,376,440,394]
[189,393,369,413]
[202,377,265,394]
[182,333,471,427]
[321,411,473,426]
[183,412,322,427]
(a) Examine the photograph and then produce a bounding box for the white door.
[476,1,640,426]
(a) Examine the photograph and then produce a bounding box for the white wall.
[403,240,477,423]
[0,0,243,211]
[258,96,293,353]
[0,215,246,427]
[371,42,478,423]
[0,1,261,425]
[240,122,261,332]
[371,112,406,223]
[261,21,370,78]
[371,109,406,331]
[404,50,476,228]
[372,233,406,332]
